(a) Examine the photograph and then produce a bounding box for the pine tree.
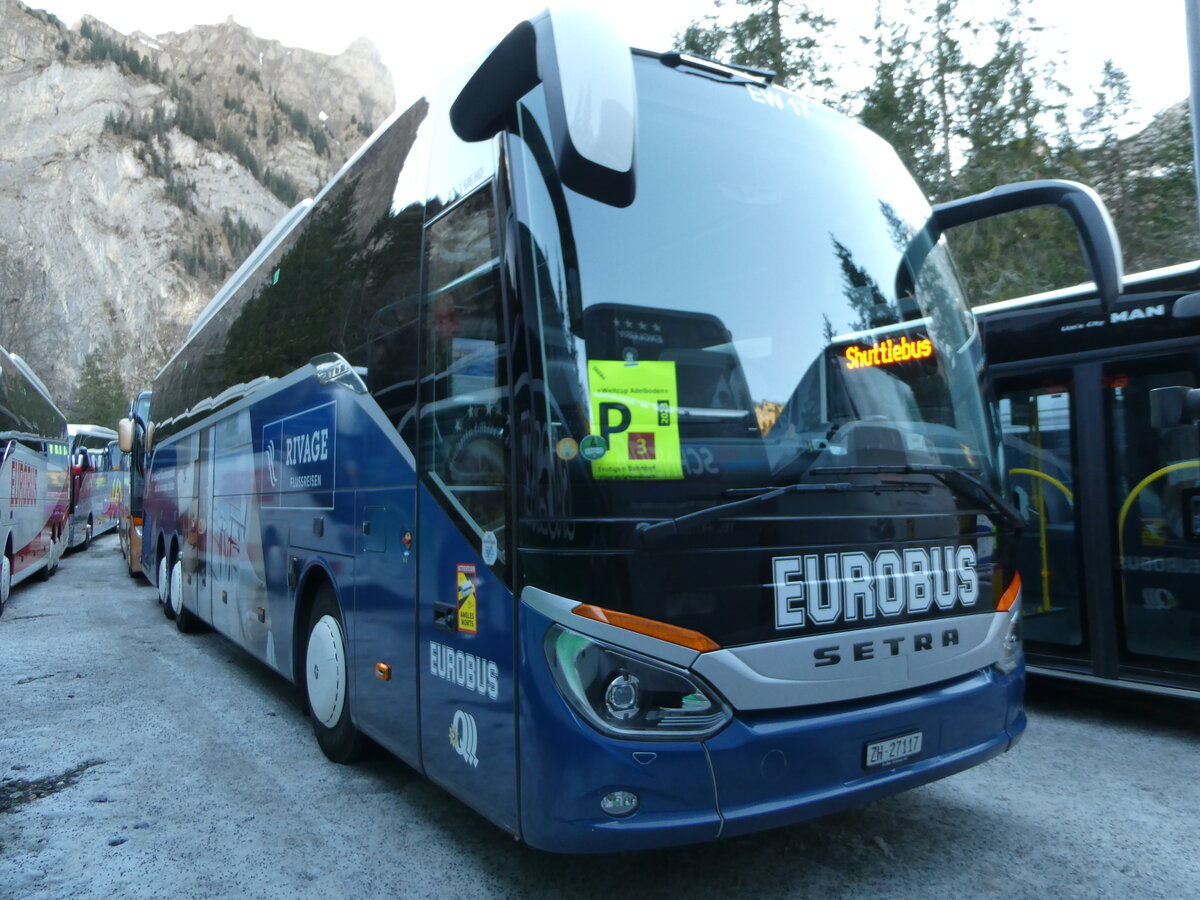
[857,3,941,192]
[674,0,836,96]
[71,351,128,428]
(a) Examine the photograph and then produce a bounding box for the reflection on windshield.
[514,58,997,526]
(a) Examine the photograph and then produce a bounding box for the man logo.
[449,710,479,767]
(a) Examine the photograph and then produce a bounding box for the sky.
[40,0,1193,131]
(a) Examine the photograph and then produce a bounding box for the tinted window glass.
[419,188,509,555]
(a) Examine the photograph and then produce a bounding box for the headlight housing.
[544,624,731,740]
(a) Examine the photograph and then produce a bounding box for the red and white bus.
[66,423,121,550]
[1,345,68,614]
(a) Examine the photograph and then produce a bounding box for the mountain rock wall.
[0,1,395,415]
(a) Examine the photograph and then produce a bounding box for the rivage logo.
[773,546,977,629]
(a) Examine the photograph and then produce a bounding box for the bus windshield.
[517,56,996,530]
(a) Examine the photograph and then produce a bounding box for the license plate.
[864,731,923,768]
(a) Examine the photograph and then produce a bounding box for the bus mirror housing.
[450,6,637,207]
[144,421,156,452]
[1171,291,1200,319]
[117,417,133,453]
[1150,385,1200,427]
[922,180,1124,312]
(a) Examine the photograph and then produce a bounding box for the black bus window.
[419,187,510,549]
[1106,366,1200,665]
[366,294,421,442]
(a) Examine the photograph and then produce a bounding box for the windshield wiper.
[811,464,1025,530]
[635,480,930,545]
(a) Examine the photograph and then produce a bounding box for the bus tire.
[81,518,92,551]
[0,554,10,617]
[305,584,365,764]
[38,537,57,581]
[157,554,169,606]
[162,555,177,620]
[168,559,200,633]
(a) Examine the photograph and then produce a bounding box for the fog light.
[600,790,639,818]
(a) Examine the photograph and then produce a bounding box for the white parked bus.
[1,345,68,613]
[66,423,121,550]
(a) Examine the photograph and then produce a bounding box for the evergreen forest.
[676,0,1199,306]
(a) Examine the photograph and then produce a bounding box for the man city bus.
[130,8,1123,851]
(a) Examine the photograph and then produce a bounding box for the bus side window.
[366,296,421,445]
[419,186,509,546]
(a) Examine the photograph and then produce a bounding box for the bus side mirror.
[1149,385,1200,427]
[145,421,156,452]
[118,417,134,453]
[923,180,1124,312]
[450,6,637,207]
[1172,291,1200,319]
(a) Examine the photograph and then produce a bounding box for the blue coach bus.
[131,8,1123,851]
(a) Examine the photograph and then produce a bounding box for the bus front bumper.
[518,621,1024,854]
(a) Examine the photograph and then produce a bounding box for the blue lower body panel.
[518,606,1024,853]
[707,668,1025,840]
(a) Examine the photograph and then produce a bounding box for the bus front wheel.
[304,584,365,764]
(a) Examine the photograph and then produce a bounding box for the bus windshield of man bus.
[515,55,997,531]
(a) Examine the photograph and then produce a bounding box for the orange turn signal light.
[996,572,1022,612]
[571,605,720,653]
[375,662,392,681]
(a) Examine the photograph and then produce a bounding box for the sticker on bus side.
[260,401,336,508]
[586,360,683,480]
[449,709,479,768]
[456,564,478,634]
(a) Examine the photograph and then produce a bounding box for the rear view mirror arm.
[900,180,1123,311]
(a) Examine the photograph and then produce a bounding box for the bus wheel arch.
[297,572,365,764]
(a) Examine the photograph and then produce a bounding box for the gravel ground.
[2,533,1198,899]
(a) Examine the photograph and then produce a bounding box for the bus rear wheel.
[38,537,57,581]
[0,554,10,616]
[168,559,200,633]
[304,584,365,764]
[157,555,169,606]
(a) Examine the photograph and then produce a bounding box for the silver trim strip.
[693,611,1007,710]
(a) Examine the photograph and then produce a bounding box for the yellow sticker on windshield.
[587,360,683,480]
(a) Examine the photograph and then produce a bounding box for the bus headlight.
[994,604,1023,675]
[544,625,731,740]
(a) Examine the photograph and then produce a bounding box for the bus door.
[998,353,1200,687]
[1105,356,1200,677]
[182,428,215,623]
[415,185,517,834]
[998,377,1089,665]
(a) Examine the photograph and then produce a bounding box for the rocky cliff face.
[0,1,395,416]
